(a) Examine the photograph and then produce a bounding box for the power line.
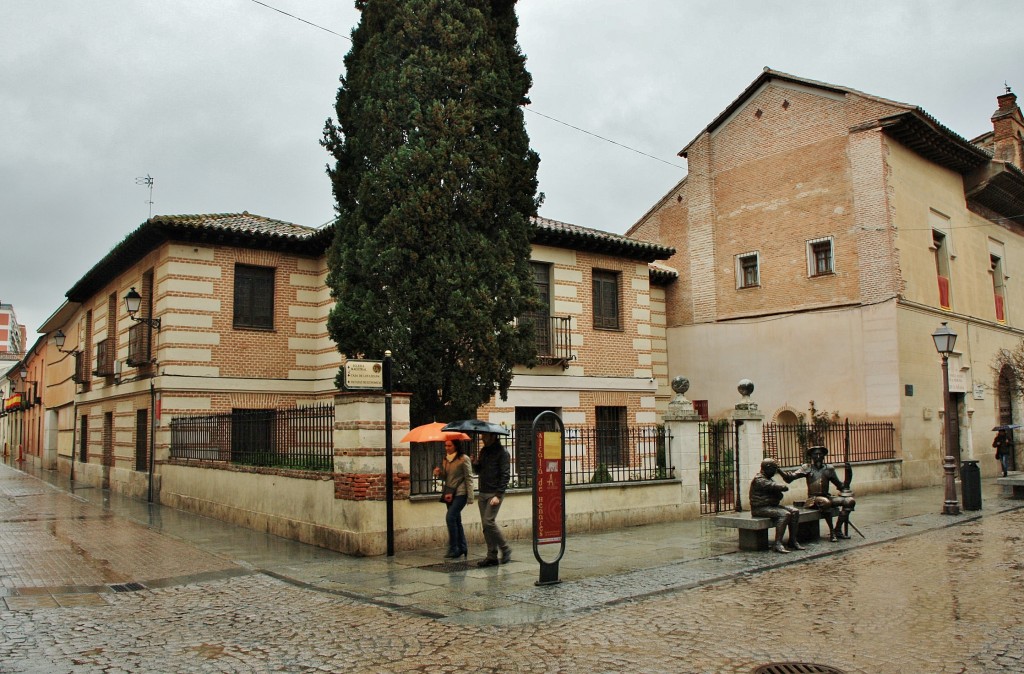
[248,0,685,173]
[248,0,1019,233]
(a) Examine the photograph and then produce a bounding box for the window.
[234,265,275,329]
[932,230,951,309]
[596,406,628,467]
[135,409,148,472]
[127,323,151,365]
[79,415,88,462]
[592,270,620,329]
[736,252,760,289]
[992,253,1006,322]
[93,338,114,376]
[523,262,552,354]
[807,237,834,276]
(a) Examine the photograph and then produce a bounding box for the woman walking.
[434,440,473,559]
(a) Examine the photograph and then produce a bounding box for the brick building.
[628,69,1024,487]
[35,212,674,502]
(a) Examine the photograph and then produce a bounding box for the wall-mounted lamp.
[20,367,38,404]
[124,287,161,330]
[53,329,80,354]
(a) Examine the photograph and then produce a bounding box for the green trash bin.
[961,460,982,511]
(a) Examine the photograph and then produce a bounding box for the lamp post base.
[942,455,960,515]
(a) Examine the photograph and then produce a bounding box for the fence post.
[663,377,703,517]
[332,391,411,555]
[730,380,764,511]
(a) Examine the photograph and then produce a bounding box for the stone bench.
[996,474,1024,498]
[715,508,825,551]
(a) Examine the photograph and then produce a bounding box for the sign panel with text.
[535,431,564,545]
[343,359,384,390]
[531,411,565,586]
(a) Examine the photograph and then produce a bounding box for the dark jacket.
[473,439,510,495]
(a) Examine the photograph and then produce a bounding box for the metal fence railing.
[170,404,334,472]
[699,420,736,514]
[409,425,673,496]
[762,419,896,467]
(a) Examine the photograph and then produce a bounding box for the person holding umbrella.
[473,432,512,566]
[433,439,473,559]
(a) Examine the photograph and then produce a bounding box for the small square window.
[807,237,834,277]
[736,252,759,289]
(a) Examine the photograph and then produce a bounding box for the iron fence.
[169,404,334,472]
[762,419,896,467]
[409,425,673,496]
[699,420,737,514]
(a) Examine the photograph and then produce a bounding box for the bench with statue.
[715,447,861,552]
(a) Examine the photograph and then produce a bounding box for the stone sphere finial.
[737,379,754,397]
[671,376,690,396]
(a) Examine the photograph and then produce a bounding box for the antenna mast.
[135,174,155,219]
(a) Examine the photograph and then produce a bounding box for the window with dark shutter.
[592,270,620,330]
[234,265,275,329]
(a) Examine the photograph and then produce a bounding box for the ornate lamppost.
[932,322,960,515]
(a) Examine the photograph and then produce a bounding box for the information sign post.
[531,411,566,586]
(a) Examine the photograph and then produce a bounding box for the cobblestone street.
[3,464,1023,673]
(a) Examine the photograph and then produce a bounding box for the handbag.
[440,486,456,504]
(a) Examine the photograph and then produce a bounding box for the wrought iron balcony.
[520,314,575,369]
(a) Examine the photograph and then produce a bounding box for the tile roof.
[65,212,674,302]
[532,216,675,262]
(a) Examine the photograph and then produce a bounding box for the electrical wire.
[248,0,1020,233]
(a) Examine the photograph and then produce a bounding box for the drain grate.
[109,582,146,593]
[419,560,472,573]
[752,663,845,674]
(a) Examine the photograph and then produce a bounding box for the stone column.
[663,376,703,517]
[333,391,411,501]
[730,379,764,511]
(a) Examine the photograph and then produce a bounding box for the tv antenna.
[135,174,154,219]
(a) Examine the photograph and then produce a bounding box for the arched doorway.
[997,365,1018,472]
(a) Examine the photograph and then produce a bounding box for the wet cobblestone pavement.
[2,462,1023,673]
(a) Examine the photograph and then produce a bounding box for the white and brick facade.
[629,69,1024,488]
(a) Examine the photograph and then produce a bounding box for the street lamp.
[932,321,960,515]
[124,287,161,330]
[53,329,79,354]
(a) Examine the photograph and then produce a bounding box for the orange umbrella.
[400,422,471,444]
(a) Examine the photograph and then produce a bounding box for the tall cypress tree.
[323,0,541,425]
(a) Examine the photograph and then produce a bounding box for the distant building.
[0,303,26,355]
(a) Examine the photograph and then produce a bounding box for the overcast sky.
[2,0,1021,341]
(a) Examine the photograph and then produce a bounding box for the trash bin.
[961,459,982,511]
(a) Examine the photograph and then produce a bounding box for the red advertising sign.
[535,430,564,545]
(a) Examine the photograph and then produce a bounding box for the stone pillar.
[333,391,411,501]
[663,376,703,517]
[730,379,764,511]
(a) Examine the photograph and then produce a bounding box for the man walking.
[473,432,512,567]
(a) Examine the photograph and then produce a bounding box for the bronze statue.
[749,458,804,553]
[795,445,855,542]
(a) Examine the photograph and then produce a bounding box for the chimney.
[991,86,1024,168]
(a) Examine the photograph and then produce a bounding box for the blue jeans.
[999,453,1011,475]
[445,494,468,553]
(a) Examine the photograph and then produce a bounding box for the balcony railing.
[127,323,152,366]
[519,314,575,369]
[93,338,114,377]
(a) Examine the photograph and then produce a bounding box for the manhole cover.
[419,560,472,573]
[109,582,146,593]
[752,663,845,674]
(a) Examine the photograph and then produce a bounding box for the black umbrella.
[992,424,1024,431]
[441,419,510,436]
